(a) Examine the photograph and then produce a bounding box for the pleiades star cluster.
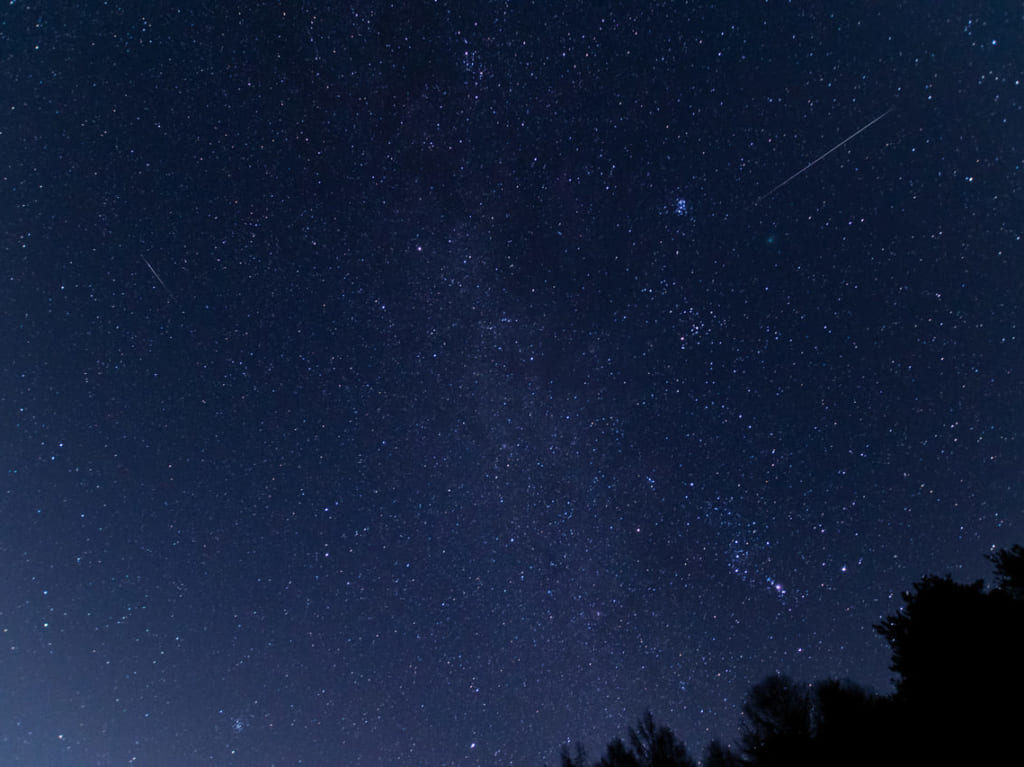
[1,2,1021,765]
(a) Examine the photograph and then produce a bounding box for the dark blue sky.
[2,2,1021,765]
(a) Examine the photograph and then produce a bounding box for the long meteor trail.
[755,108,893,205]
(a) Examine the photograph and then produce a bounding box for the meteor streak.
[755,108,893,205]
[140,254,174,301]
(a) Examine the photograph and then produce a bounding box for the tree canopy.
[551,543,1024,767]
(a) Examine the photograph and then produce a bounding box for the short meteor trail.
[140,254,175,301]
[755,107,893,205]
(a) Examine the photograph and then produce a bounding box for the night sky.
[2,2,1022,765]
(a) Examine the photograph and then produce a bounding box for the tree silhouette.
[737,674,812,767]
[989,543,1024,599]
[556,712,696,767]
[625,711,695,767]
[875,574,1024,703]
[874,545,1024,761]
[810,679,898,767]
[551,544,1024,767]
[596,737,641,767]
[875,575,988,701]
[597,712,695,767]
[702,739,743,767]
[559,742,589,767]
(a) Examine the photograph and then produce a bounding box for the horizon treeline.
[553,544,1024,767]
